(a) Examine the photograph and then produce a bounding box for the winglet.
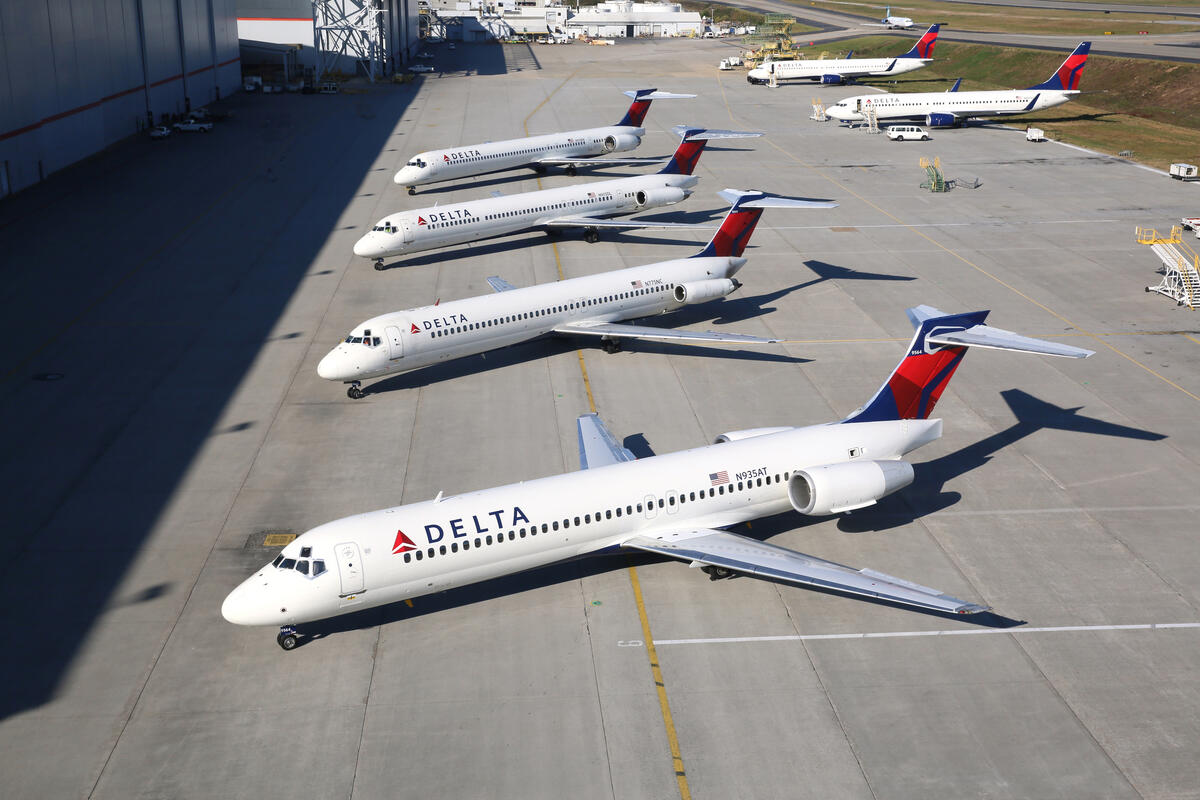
[947,77,962,93]
[692,189,838,259]
[577,413,637,470]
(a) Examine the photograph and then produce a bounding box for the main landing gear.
[347,381,364,399]
[701,565,734,581]
[277,625,299,651]
[565,165,577,177]
[601,337,622,354]
[584,227,600,244]
[407,186,416,196]
[373,259,385,271]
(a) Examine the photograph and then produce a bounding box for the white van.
[886,125,930,141]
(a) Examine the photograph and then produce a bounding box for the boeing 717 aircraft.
[874,6,915,29]
[827,42,1091,127]
[224,308,1093,649]
[354,126,762,270]
[747,25,938,85]
[323,189,837,398]
[394,88,694,194]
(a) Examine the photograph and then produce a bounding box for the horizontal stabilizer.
[908,304,1094,358]
[555,320,779,344]
[623,90,696,100]
[577,413,637,470]
[671,124,765,141]
[623,529,990,615]
[486,276,518,293]
[717,188,838,210]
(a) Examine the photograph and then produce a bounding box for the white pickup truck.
[173,119,213,132]
[1180,217,1200,238]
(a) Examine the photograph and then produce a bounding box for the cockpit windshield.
[406,159,426,168]
[344,327,382,347]
[272,553,327,577]
[372,221,399,234]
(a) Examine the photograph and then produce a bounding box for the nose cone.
[222,575,278,627]
[317,347,353,381]
[353,235,381,258]
[394,166,419,185]
[748,69,766,81]
[827,107,854,121]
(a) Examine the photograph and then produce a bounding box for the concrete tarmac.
[2,37,1200,799]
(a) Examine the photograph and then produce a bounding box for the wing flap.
[577,413,636,469]
[554,320,779,344]
[623,529,989,615]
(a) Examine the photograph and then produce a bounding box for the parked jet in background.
[827,42,1091,127]
[355,126,763,270]
[226,306,1093,649]
[393,88,694,194]
[871,6,915,29]
[324,189,837,397]
[747,25,939,85]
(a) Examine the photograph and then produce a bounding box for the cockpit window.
[313,560,327,576]
[272,555,284,567]
[407,159,426,168]
[300,546,311,558]
[296,560,309,575]
[280,558,296,570]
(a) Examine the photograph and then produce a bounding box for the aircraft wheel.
[407,186,415,196]
[712,567,732,580]
[373,260,385,271]
[277,632,298,651]
[584,229,600,244]
[566,165,577,177]
[347,384,364,400]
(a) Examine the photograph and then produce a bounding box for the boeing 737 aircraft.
[224,308,1093,649]
[354,126,762,270]
[394,88,694,194]
[747,25,938,85]
[827,42,1091,127]
[323,190,837,398]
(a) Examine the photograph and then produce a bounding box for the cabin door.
[334,541,365,596]
[386,326,404,360]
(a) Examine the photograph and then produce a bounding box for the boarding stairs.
[920,156,947,192]
[1137,226,1200,309]
[810,97,826,121]
[861,106,880,133]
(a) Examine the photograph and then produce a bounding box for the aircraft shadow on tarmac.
[833,388,1167,535]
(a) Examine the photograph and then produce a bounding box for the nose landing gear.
[373,259,385,271]
[347,381,364,399]
[277,625,299,651]
[407,186,416,196]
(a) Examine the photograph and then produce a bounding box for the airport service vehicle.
[1026,127,1046,142]
[828,42,1091,128]
[149,126,171,140]
[224,306,1094,649]
[1181,217,1200,238]
[1169,163,1198,182]
[746,25,938,85]
[355,126,762,270]
[173,119,213,132]
[393,88,694,193]
[886,125,929,141]
[408,64,435,73]
[324,189,837,398]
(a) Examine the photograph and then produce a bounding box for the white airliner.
[393,88,694,194]
[872,6,915,29]
[747,24,939,86]
[827,42,1091,128]
[224,307,1093,649]
[323,190,837,398]
[353,126,762,270]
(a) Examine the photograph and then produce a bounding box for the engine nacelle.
[820,73,845,85]
[787,460,914,516]
[635,186,687,209]
[674,278,739,305]
[603,133,641,154]
[925,113,958,128]
[713,427,794,444]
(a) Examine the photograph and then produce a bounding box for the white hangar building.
[566,1,702,38]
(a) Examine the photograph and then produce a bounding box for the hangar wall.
[0,0,242,197]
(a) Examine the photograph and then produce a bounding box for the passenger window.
[474,538,481,547]
[427,548,435,558]
[403,553,411,563]
[636,503,643,513]
[439,545,447,555]
[689,492,696,501]
[462,541,470,550]
[415,551,423,561]
[718,486,725,495]
[605,510,612,520]
[615,508,622,517]
[668,496,675,506]
[626,505,632,515]
[738,482,744,491]
[541,524,548,533]
[508,531,515,540]
[573,516,580,526]
[451,543,458,553]
[658,499,664,509]
[553,521,560,531]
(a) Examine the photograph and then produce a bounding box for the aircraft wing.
[486,276,518,293]
[534,156,666,167]
[577,413,637,470]
[554,320,779,345]
[541,216,707,230]
[623,529,990,615]
[623,90,696,100]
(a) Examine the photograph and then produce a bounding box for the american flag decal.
[631,280,643,288]
[709,471,729,486]
[587,192,596,198]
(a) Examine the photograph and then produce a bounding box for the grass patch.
[678,2,819,33]
[787,0,1200,36]
[815,36,1200,168]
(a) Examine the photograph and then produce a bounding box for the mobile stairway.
[1137,226,1200,309]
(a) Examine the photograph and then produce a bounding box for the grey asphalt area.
[1,37,1199,800]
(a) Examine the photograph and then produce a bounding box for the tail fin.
[694,189,838,259]
[899,24,939,59]
[661,126,765,176]
[947,77,962,93]
[617,89,696,128]
[1025,42,1091,91]
[845,305,1094,423]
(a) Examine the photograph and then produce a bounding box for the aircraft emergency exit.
[354,126,762,270]
[746,25,938,85]
[224,307,1094,649]
[393,88,694,194]
[324,190,837,398]
[827,42,1091,127]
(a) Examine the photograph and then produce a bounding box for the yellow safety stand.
[920,156,947,192]
[1137,226,1199,308]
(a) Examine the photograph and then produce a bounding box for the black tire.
[921,135,929,141]
[347,386,364,399]
[566,165,577,177]
[407,187,416,196]
[374,261,385,271]
[278,633,298,651]
[712,567,732,579]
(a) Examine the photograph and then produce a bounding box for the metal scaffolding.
[313,0,388,81]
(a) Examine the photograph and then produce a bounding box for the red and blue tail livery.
[899,24,940,59]
[1027,41,1091,91]
[660,126,766,176]
[616,88,696,128]
[693,189,838,259]
[846,305,1094,423]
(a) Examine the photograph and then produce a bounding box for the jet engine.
[925,113,958,128]
[713,427,794,444]
[602,133,641,153]
[787,460,914,515]
[635,187,687,208]
[820,74,845,85]
[673,278,739,305]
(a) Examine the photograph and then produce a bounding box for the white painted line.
[766,219,1121,231]
[651,622,1200,647]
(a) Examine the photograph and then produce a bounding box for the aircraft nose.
[352,236,377,258]
[222,579,270,626]
[393,166,418,185]
[317,347,351,380]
